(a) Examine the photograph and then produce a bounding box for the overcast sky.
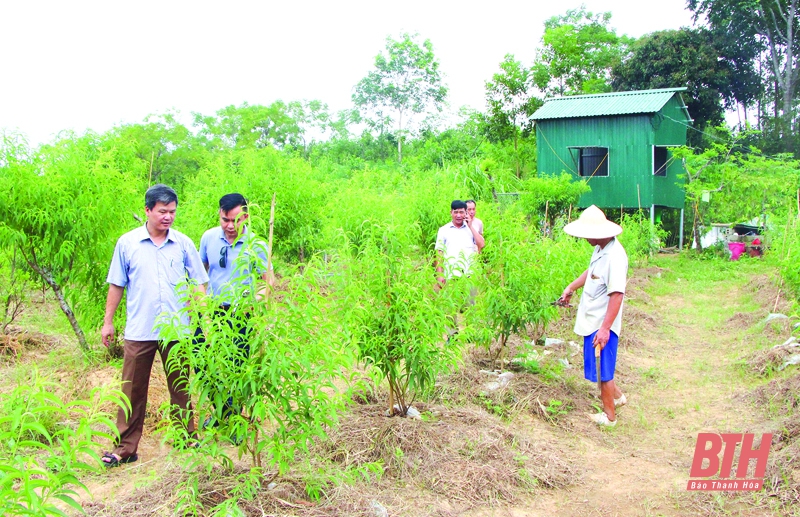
[0,0,697,146]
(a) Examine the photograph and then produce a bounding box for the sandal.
[102,452,138,468]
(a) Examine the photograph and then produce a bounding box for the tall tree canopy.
[483,55,542,177]
[353,33,448,163]
[532,7,630,96]
[688,0,800,152]
[194,100,329,151]
[112,113,206,190]
[612,28,742,148]
[484,54,541,143]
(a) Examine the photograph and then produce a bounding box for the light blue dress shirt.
[107,225,209,341]
[199,226,270,298]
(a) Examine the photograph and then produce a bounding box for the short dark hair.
[145,184,178,209]
[219,193,248,213]
[451,200,467,211]
[465,199,476,207]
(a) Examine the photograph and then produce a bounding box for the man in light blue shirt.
[101,184,208,467]
[196,193,273,429]
[199,193,273,301]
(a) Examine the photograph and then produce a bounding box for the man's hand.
[593,327,611,351]
[101,323,115,348]
[103,285,124,348]
[465,213,472,227]
[557,287,574,307]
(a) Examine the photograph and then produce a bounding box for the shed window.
[578,147,608,177]
[653,146,669,176]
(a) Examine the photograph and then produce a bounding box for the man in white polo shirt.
[557,205,628,427]
[435,200,485,287]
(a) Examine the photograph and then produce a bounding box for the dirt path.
[466,255,783,517]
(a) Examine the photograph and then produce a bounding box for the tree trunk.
[780,0,797,152]
[763,0,798,151]
[692,202,704,252]
[397,111,403,163]
[24,257,88,352]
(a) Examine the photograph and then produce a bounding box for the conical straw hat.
[563,205,623,239]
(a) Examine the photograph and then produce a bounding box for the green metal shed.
[531,88,692,214]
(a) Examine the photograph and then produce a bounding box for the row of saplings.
[1,220,589,517]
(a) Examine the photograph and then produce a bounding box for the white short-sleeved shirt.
[473,217,484,236]
[107,225,209,341]
[574,237,628,336]
[435,221,476,278]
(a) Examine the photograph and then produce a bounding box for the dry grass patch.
[0,326,60,358]
[747,274,792,316]
[85,403,576,517]
[748,373,800,511]
[726,311,762,331]
[749,342,800,377]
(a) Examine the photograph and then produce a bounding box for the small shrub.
[0,369,127,517]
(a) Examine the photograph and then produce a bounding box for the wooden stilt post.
[637,185,641,211]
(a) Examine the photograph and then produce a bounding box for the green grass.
[15,292,75,337]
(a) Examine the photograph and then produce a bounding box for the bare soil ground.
[4,254,800,516]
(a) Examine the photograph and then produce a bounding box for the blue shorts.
[583,330,619,382]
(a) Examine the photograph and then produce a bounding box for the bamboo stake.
[568,204,572,221]
[259,193,277,357]
[266,193,276,298]
[544,200,549,236]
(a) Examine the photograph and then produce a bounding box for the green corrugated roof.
[531,87,688,120]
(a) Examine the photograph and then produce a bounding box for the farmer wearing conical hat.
[557,205,628,427]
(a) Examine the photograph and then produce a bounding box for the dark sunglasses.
[219,246,228,268]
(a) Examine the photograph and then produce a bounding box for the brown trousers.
[113,340,195,458]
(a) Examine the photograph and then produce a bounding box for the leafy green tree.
[688,0,800,153]
[339,221,461,416]
[517,173,590,228]
[353,33,448,163]
[485,55,541,141]
[611,28,744,148]
[179,147,327,262]
[532,7,630,96]
[160,255,350,474]
[672,131,800,250]
[484,55,542,177]
[469,214,588,368]
[0,133,144,352]
[194,100,329,151]
[404,108,485,169]
[111,112,207,190]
